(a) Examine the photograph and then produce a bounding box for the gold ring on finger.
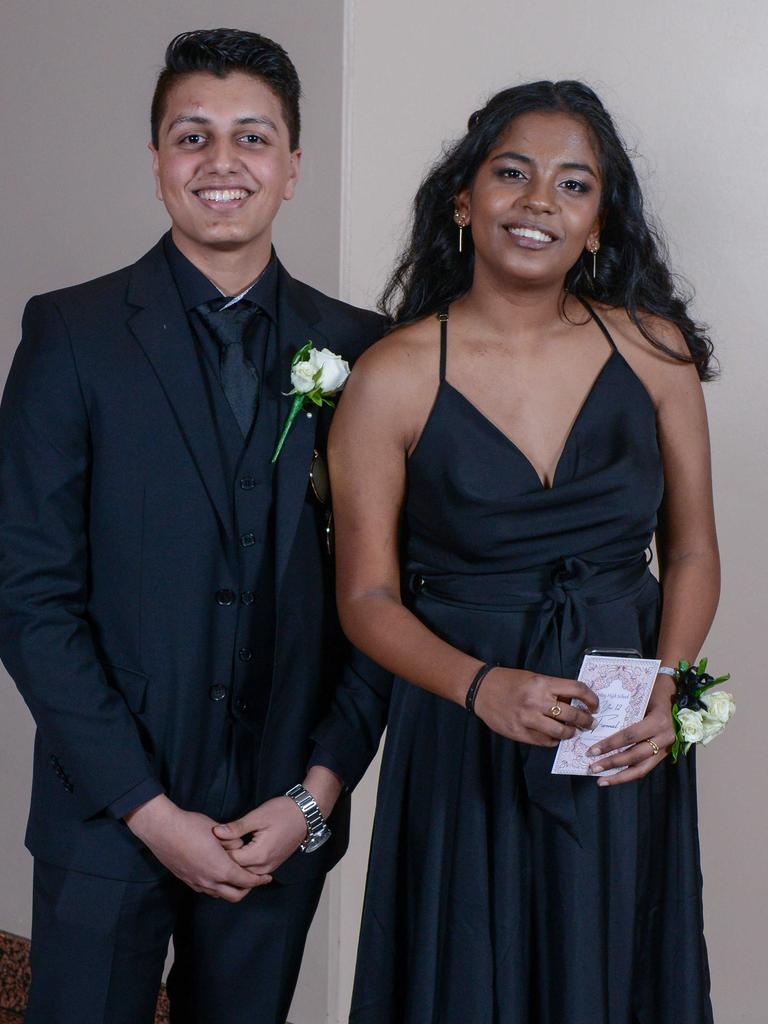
[549,704,562,718]
[646,738,660,756]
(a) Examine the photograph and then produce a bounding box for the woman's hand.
[474,667,599,745]
[586,675,677,785]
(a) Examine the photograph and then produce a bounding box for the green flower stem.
[271,394,305,463]
[698,674,731,694]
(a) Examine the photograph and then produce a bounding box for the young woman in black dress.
[329,81,718,1023]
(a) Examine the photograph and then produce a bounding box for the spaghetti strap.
[437,310,449,382]
[579,298,617,351]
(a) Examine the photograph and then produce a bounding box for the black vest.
[196,316,280,738]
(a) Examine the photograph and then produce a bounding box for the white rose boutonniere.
[272,342,350,462]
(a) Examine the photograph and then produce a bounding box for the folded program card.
[551,655,661,776]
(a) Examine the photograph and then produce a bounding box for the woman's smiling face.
[456,111,603,290]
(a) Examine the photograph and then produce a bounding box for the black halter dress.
[348,306,712,1024]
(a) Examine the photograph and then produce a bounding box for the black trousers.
[26,859,324,1024]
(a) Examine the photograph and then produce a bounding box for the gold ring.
[646,738,660,756]
[549,704,562,718]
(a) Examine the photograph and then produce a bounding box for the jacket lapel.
[273,265,324,596]
[126,242,231,538]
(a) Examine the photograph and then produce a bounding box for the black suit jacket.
[0,240,391,883]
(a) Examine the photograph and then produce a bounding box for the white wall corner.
[338,0,356,305]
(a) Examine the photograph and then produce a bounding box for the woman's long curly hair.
[381,80,715,380]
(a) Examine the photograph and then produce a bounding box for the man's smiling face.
[150,71,300,262]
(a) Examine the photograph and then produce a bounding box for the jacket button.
[215,589,235,606]
[238,647,253,662]
[209,684,227,702]
[239,477,256,490]
[241,591,254,605]
[240,532,256,548]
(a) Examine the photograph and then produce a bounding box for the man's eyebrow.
[491,150,598,178]
[167,115,210,133]
[166,114,279,134]
[234,115,278,131]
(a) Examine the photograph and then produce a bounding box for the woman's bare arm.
[589,316,720,779]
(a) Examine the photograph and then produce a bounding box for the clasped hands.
[126,767,341,904]
[473,666,677,786]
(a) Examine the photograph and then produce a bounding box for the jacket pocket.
[100,662,149,714]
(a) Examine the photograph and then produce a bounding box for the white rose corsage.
[271,342,350,463]
[670,657,735,762]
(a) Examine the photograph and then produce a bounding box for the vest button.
[215,589,235,606]
[240,532,256,548]
[239,477,256,490]
[240,591,255,605]
[234,697,248,712]
[209,684,227,702]
[238,647,253,662]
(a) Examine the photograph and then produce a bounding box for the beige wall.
[1,1,766,1022]
[332,1,768,1021]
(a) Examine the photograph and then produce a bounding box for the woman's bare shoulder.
[348,317,442,395]
[594,304,699,405]
[595,304,690,361]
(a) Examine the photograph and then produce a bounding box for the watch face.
[302,827,332,853]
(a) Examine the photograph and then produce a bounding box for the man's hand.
[213,796,309,875]
[125,794,270,901]
[213,766,344,875]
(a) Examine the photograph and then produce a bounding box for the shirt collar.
[163,231,278,321]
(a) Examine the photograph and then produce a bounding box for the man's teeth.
[508,226,554,243]
[197,189,250,202]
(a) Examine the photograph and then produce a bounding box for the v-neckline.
[444,349,617,491]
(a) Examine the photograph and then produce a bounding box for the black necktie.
[195,298,263,437]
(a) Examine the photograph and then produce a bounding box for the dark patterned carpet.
[0,930,169,1021]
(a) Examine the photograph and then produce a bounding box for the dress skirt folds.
[348,312,713,1024]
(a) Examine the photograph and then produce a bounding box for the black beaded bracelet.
[465,663,495,714]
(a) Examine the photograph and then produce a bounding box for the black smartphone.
[582,647,641,659]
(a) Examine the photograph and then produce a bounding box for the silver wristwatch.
[285,784,332,853]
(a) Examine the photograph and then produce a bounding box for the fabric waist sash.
[407,552,655,842]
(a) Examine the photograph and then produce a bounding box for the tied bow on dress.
[412,552,652,842]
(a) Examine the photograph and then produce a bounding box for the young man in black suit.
[0,29,389,1024]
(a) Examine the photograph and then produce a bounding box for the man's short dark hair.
[151,28,301,150]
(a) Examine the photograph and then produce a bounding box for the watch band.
[285,784,332,854]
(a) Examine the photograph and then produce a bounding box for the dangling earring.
[454,211,469,254]
[588,241,600,280]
